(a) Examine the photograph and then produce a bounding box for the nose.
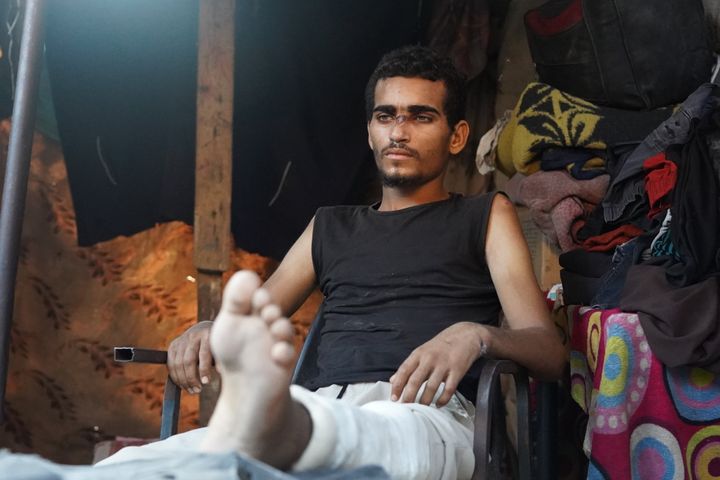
[389,117,410,143]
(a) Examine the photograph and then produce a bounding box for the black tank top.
[307,192,502,400]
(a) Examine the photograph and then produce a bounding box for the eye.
[414,114,433,123]
[375,113,394,123]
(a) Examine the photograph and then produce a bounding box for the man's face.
[367,76,467,189]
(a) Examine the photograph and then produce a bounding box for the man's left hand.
[389,322,487,407]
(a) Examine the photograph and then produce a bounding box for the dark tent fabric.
[44,0,425,259]
[44,1,199,246]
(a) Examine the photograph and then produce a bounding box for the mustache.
[382,141,418,157]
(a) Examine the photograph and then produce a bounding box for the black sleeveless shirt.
[307,192,502,400]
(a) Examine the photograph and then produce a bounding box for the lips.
[383,147,415,158]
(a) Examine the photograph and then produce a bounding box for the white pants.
[98,382,476,480]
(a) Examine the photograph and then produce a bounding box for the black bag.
[524,0,714,110]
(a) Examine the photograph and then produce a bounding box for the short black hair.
[365,45,467,127]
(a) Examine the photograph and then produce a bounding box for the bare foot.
[200,270,311,469]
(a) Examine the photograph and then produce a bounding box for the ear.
[448,120,470,155]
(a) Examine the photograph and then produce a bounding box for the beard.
[380,171,427,188]
[374,143,428,188]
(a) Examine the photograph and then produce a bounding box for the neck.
[377,178,450,212]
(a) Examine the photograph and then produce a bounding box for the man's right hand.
[167,320,214,394]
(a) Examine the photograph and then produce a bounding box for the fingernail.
[201,376,209,385]
[194,387,202,394]
[391,394,398,402]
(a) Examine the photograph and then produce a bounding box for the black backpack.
[524,0,714,110]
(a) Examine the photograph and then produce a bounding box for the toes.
[222,271,262,315]
[260,304,282,324]
[251,288,272,314]
[269,318,294,343]
[270,341,296,366]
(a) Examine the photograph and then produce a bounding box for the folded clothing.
[576,185,651,246]
[540,148,606,180]
[507,170,609,251]
[559,249,613,277]
[505,170,609,214]
[560,269,603,306]
[496,82,672,177]
[560,241,635,308]
[581,224,643,252]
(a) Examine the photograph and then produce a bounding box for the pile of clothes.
[483,80,720,372]
[495,82,673,253]
[473,0,720,372]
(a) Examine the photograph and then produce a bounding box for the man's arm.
[390,195,566,406]
[481,194,566,379]
[262,217,318,317]
[167,218,318,392]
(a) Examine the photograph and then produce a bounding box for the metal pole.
[0,0,46,422]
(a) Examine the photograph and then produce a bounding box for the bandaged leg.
[291,382,475,480]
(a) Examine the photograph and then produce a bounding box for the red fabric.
[643,152,677,218]
[525,0,582,36]
[581,224,644,252]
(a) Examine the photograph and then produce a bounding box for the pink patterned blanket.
[570,307,720,479]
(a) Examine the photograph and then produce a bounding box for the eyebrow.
[373,105,396,115]
[408,105,441,116]
[372,104,442,116]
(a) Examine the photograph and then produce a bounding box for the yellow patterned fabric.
[498,83,605,176]
[497,82,672,177]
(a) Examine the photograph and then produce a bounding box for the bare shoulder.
[488,192,517,221]
[485,193,525,258]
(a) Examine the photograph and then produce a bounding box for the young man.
[152,45,565,478]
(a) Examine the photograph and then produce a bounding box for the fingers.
[435,373,460,408]
[399,362,432,403]
[167,339,182,388]
[167,322,213,393]
[390,356,417,402]
[168,339,194,392]
[390,349,462,406]
[198,336,214,386]
[181,339,202,394]
[418,369,445,405]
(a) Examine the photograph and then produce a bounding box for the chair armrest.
[472,358,530,480]
[114,347,180,440]
[114,347,168,364]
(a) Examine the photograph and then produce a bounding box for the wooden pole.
[194,0,235,426]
